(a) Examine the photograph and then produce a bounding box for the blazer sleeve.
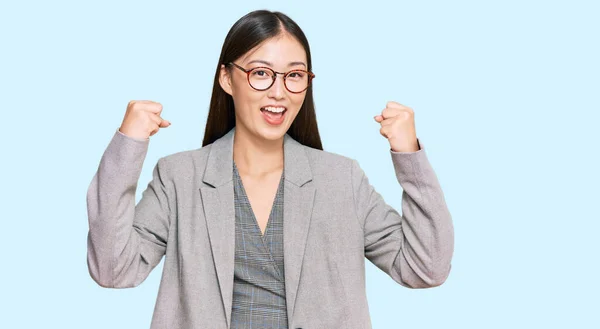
[86,129,172,288]
[351,139,454,288]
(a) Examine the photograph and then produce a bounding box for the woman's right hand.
[119,100,171,140]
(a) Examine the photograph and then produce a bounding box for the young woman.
[86,10,454,329]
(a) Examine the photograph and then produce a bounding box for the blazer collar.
[199,126,316,327]
[202,126,312,187]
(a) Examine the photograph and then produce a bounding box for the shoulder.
[153,144,213,178]
[303,146,354,166]
[301,146,360,181]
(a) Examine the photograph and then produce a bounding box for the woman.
[86,9,454,329]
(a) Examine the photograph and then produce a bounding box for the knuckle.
[387,101,402,108]
[126,101,135,112]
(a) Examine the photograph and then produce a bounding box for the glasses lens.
[249,68,275,90]
[285,70,310,93]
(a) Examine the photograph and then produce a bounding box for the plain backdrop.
[1,0,598,328]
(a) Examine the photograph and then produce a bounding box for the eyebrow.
[246,59,306,68]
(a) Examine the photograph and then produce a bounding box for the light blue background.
[1,0,598,328]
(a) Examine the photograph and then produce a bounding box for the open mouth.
[260,106,287,124]
[260,106,287,113]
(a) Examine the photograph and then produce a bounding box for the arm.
[352,140,454,288]
[86,129,172,288]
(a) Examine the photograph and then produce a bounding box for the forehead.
[239,34,307,67]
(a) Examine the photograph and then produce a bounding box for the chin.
[256,126,289,141]
[254,114,296,141]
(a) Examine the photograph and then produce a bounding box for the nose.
[267,74,286,100]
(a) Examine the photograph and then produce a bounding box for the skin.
[118,33,419,236]
[374,101,420,153]
[219,32,308,234]
[216,32,420,234]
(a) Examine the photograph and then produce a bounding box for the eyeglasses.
[227,62,315,94]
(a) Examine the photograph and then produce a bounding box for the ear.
[219,64,233,96]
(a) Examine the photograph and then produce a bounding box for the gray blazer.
[86,126,454,329]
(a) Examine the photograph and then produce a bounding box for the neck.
[233,126,284,177]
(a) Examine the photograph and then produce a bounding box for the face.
[219,33,309,142]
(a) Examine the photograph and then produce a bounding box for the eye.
[287,71,305,78]
[251,68,273,78]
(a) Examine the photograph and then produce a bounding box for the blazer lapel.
[281,132,315,321]
[199,126,315,327]
[199,128,236,327]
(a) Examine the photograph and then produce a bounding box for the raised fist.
[119,100,171,140]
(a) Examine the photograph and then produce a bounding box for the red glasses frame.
[227,62,315,94]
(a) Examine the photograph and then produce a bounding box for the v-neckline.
[233,161,284,239]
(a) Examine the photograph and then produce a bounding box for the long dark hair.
[201,10,323,150]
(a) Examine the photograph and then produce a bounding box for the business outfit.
[86,126,454,328]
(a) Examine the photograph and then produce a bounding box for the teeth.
[262,106,286,113]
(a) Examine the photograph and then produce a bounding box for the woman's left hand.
[374,101,420,153]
